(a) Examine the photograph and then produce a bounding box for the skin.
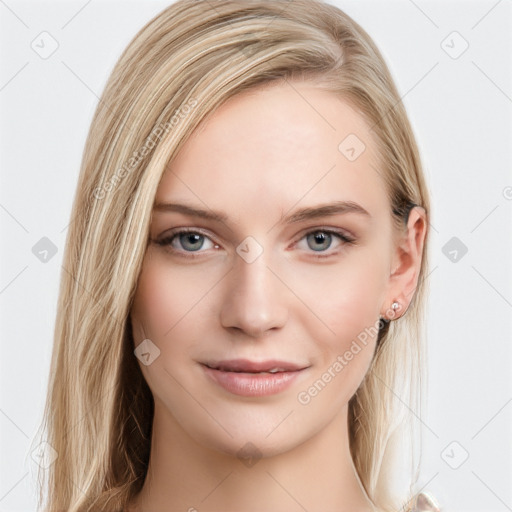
[128,79,427,512]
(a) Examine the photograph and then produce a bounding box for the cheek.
[130,250,215,341]
[289,247,389,405]
[129,253,216,404]
[290,247,389,344]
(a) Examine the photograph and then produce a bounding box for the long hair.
[34,1,431,510]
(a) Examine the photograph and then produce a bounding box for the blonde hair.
[34,1,431,510]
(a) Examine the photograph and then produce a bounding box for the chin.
[205,430,303,462]
[185,407,318,462]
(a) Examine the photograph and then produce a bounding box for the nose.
[219,250,288,338]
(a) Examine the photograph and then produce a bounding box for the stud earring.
[380,301,402,323]
[387,300,401,320]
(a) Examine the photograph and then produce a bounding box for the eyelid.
[157,226,216,240]
[291,225,356,245]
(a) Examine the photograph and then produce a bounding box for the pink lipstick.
[201,359,309,397]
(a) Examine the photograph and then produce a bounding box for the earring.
[380,301,402,322]
[388,300,401,320]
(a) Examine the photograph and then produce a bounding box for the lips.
[201,359,310,397]
[203,359,307,373]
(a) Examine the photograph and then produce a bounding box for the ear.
[381,206,428,320]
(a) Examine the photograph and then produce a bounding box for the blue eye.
[156,229,216,254]
[306,231,333,251]
[176,232,206,251]
[296,229,355,255]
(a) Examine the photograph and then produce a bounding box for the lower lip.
[201,365,304,397]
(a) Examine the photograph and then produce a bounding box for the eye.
[305,231,333,251]
[295,229,355,256]
[154,228,218,256]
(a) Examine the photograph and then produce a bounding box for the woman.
[36,0,440,510]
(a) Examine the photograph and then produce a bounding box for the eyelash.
[153,227,356,260]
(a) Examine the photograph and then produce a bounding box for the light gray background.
[1,1,511,510]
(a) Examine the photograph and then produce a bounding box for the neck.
[130,399,376,512]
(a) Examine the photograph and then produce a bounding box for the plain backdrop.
[1,1,511,510]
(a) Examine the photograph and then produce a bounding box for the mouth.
[204,359,308,373]
[200,359,310,397]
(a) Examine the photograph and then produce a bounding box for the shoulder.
[404,491,441,512]
[406,491,441,512]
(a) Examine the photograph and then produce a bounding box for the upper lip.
[203,359,309,373]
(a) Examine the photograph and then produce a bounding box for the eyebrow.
[152,200,371,224]
[283,200,371,223]
[153,202,229,223]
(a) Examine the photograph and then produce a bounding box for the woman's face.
[130,81,402,458]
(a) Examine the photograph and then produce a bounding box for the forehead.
[156,81,389,221]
